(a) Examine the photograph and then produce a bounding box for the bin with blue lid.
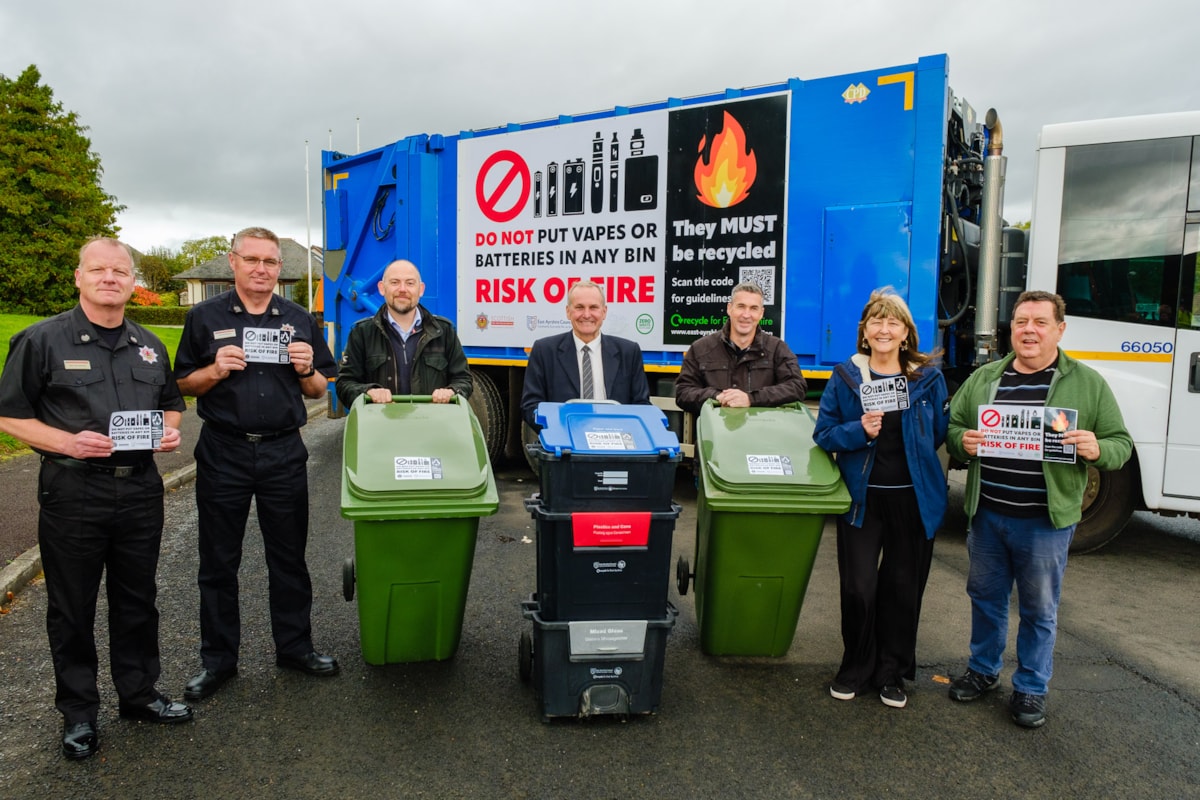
[529,401,681,512]
[340,394,499,665]
[679,402,851,657]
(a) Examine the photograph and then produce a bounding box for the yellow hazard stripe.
[1065,350,1172,363]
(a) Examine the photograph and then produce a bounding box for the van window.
[1056,137,1191,327]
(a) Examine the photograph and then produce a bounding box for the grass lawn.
[0,312,185,459]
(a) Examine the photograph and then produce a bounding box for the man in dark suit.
[521,280,650,428]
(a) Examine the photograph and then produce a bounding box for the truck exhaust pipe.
[973,108,1006,365]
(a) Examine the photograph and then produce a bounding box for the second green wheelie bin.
[340,395,499,665]
[682,402,850,657]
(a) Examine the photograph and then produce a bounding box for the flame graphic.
[694,111,757,208]
[1050,410,1070,433]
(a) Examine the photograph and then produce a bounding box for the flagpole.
[305,139,313,312]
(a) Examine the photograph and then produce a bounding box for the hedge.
[123,305,188,325]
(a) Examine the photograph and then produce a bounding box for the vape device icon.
[609,133,620,213]
[547,161,558,217]
[533,170,543,218]
[624,128,659,211]
[563,158,585,215]
[591,131,604,214]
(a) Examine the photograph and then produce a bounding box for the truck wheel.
[1072,462,1137,554]
[467,370,506,464]
[342,557,355,602]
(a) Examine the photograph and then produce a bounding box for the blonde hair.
[856,286,939,373]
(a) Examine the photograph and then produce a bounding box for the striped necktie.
[581,344,594,399]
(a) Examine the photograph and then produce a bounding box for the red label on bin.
[572,512,651,547]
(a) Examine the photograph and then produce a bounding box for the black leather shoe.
[62,721,98,760]
[276,651,340,677]
[184,667,237,701]
[118,693,194,724]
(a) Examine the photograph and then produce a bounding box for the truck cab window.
[1056,137,1192,327]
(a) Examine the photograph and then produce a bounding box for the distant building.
[175,238,322,307]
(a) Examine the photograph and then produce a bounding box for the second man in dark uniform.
[175,227,339,701]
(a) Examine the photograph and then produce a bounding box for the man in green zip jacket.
[945,290,1131,729]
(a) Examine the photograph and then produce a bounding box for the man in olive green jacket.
[945,290,1131,729]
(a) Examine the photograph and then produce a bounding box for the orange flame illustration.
[694,111,757,208]
[1050,410,1070,433]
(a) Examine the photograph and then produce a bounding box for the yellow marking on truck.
[330,172,349,190]
[877,72,915,111]
[1066,350,1172,363]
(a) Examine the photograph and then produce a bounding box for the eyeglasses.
[232,252,282,268]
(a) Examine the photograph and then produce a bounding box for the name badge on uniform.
[242,327,292,364]
[63,360,91,370]
[859,376,910,412]
[109,410,165,451]
[214,329,237,340]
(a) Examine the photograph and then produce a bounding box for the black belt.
[204,421,298,443]
[42,456,152,478]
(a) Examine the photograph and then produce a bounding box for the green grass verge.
[0,312,186,459]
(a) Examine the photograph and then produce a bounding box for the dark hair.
[1014,290,1066,323]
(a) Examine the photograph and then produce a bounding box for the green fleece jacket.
[947,349,1132,529]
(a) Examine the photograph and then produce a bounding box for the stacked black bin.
[519,402,681,720]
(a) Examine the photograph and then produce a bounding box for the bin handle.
[363,394,462,405]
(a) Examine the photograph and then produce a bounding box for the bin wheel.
[676,555,691,596]
[342,557,355,602]
[518,630,533,683]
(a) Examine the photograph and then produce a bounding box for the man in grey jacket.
[674,282,806,414]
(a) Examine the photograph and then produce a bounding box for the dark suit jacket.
[521,332,651,428]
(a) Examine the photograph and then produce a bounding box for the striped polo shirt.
[979,361,1056,518]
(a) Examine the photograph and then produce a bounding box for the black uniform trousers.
[37,460,164,724]
[194,425,313,671]
[834,486,935,692]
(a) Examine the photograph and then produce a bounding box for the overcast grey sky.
[3,0,1198,252]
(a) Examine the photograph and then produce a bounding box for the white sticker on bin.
[583,430,636,450]
[568,620,648,655]
[745,454,793,476]
[393,456,444,480]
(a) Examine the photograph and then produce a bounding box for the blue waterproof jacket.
[813,354,950,539]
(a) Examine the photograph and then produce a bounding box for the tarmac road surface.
[0,412,1197,799]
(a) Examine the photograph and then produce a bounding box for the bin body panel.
[694,497,825,656]
[532,503,680,621]
[524,600,676,720]
[353,518,479,664]
[692,403,850,657]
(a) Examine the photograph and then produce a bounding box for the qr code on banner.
[738,267,776,305]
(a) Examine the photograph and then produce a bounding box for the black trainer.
[879,684,907,709]
[948,668,999,702]
[1010,691,1047,728]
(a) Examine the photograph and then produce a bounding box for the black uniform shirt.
[174,290,337,433]
[0,305,185,464]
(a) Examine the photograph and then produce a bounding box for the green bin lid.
[341,395,499,520]
[696,403,851,513]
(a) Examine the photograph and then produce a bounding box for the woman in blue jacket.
[813,287,948,709]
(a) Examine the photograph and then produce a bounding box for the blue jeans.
[965,506,1074,695]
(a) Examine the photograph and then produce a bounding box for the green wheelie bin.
[679,402,850,657]
[340,395,499,665]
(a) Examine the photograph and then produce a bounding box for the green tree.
[0,65,123,313]
[139,245,186,293]
[179,235,231,268]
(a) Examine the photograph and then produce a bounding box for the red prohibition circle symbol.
[476,150,530,223]
[981,408,1002,428]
